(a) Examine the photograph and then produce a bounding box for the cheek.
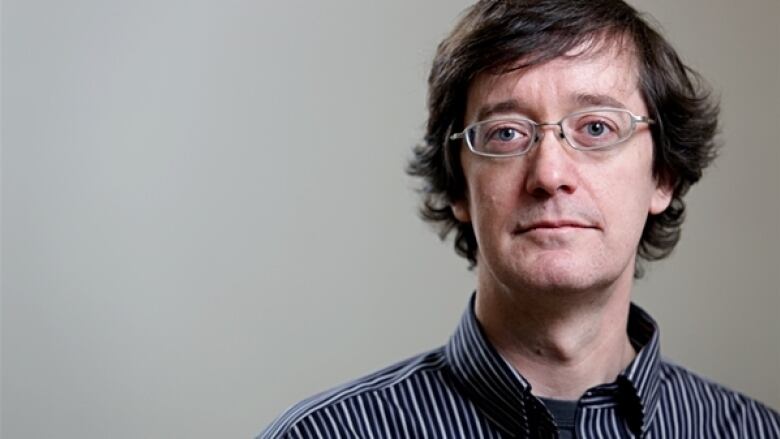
[469,166,521,215]
[596,162,658,238]
[464,164,524,239]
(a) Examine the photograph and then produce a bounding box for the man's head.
[408,0,719,280]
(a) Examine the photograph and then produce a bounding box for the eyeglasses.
[449,108,654,157]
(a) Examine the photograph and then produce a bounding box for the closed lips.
[515,220,598,233]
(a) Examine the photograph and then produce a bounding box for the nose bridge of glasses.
[532,121,567,146]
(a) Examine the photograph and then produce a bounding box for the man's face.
[452,47,672,295]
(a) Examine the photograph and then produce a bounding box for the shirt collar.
[620,303,663,435]
[443,293,662,437]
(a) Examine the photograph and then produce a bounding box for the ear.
[649,179,673,215]
[451,198,471,223]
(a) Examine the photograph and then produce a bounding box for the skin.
[451,46,673,400]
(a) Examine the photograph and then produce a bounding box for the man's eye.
[490,128,519,142]
[568,114,625,149]
[488,126,525,142]
[584,120,612,137]
[470,121,534,154]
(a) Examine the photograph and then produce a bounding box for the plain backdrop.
[1,0,778,437]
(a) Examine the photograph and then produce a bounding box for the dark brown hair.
[407,0,719,276]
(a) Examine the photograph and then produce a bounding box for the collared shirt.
[260,295,780,438]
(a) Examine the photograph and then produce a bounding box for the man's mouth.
[514,220,597,234]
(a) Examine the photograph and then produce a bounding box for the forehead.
[464,46,645,123]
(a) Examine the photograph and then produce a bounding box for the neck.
[475,273,636,400]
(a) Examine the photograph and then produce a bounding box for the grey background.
[1,0,778,437]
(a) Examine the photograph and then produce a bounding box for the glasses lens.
[468,119,535,155]
[563,110,633,150]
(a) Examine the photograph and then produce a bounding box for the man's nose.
[523,126,578,197]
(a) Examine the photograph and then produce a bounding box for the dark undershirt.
[539,397,578,439]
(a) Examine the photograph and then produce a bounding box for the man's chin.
[488,256,615,296]
[516,269,600,295]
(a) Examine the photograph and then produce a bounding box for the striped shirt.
[260,294,780,438]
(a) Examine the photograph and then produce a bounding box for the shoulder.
[257,347,448,439]
[657,360,780,434]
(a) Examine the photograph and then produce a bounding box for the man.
[261,0,780,437]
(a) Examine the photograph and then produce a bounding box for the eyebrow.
[473,93,628,123]
[573,93,627,110]
[474,100,526,122]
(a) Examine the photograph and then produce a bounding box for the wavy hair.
[407,0,719,276]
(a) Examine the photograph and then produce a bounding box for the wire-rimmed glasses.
[449,108,654,158]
